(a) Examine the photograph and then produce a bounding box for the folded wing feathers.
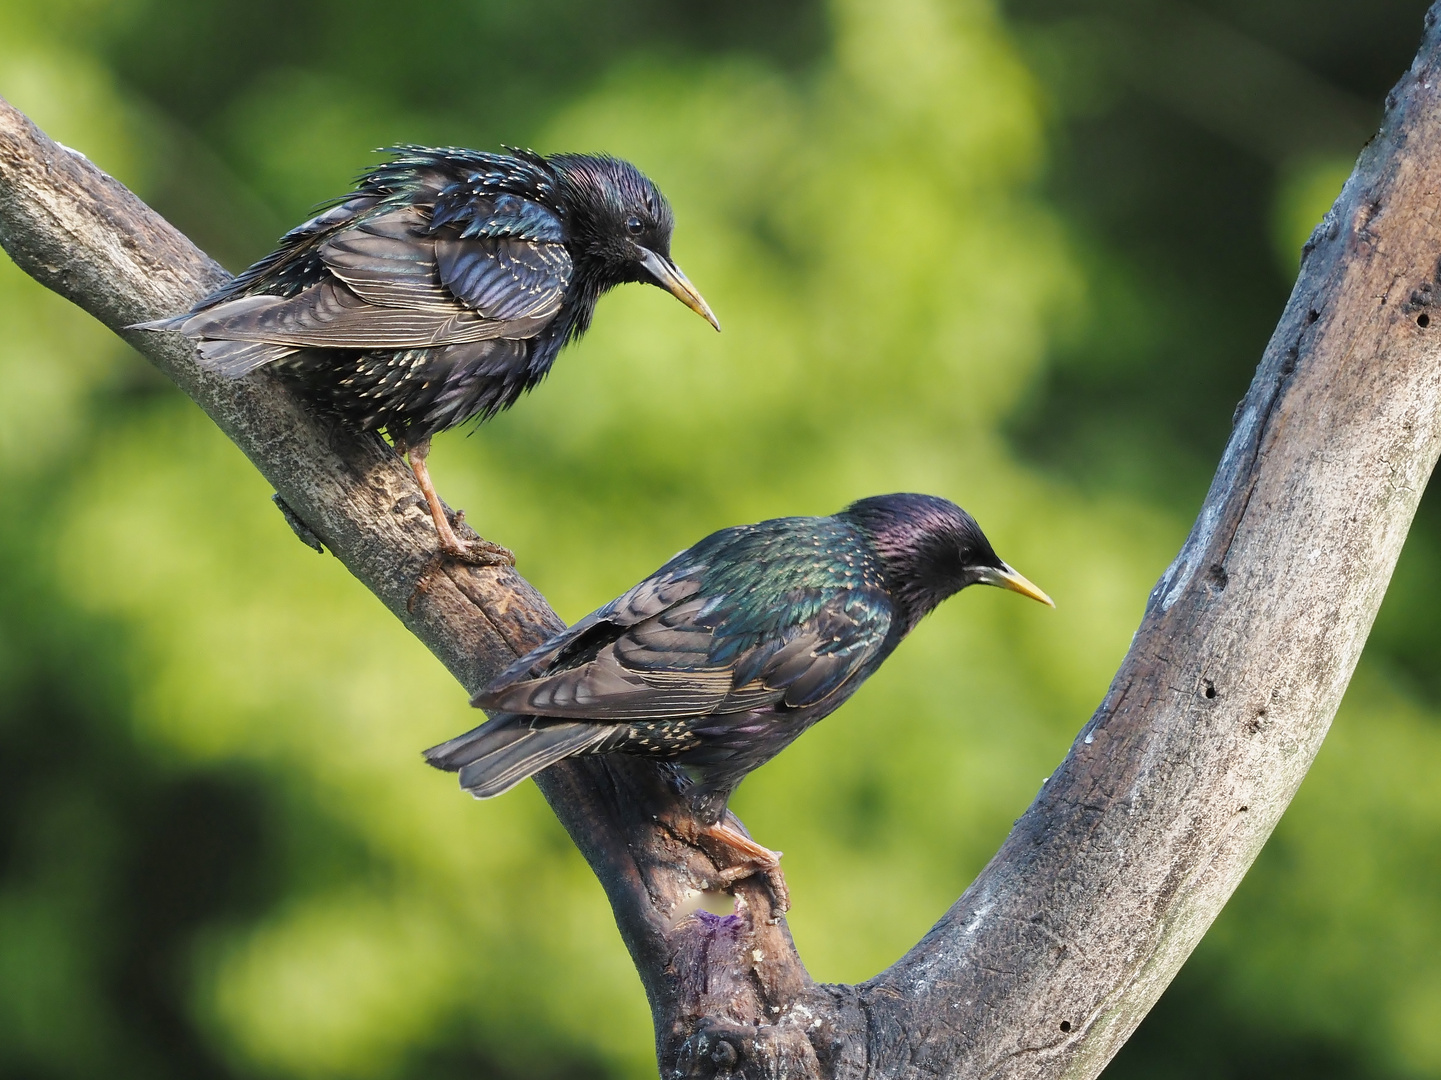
[171,281,544,349]
[609,573,704,627]
[321,210,459,313]
[135,199,569,363]
[436,238,569,321]
[483,638,735,721]
[475,572,706,709]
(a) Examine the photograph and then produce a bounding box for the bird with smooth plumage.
[425,493,1053,909]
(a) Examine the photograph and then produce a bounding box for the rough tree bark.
[3,7,1441,1075]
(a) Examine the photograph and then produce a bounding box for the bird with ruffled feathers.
[136,146,718,563]
[425,493,1053,908]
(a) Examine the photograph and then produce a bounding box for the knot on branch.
[672,1016,821,1079]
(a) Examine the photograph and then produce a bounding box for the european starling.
[425,493,1052,906]
[135,146,718,563]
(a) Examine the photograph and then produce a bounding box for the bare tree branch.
[4,7,1441,1074]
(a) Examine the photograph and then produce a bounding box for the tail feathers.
[129,295,278,335]
[194,338,297,377]
[424,716,610,799]
[128,312,191,332]
[128,298,298,377]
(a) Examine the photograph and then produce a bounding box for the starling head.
[548,153,719,330]
[840,493,1053,627]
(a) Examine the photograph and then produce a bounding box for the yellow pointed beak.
[637,247,721,331]
[975,562,1055,607]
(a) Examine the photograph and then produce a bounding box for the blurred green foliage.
[0,0,1437,1077]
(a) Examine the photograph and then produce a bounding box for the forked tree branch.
[4,9,1441,1074]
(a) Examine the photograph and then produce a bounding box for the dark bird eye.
[625,215,644,236]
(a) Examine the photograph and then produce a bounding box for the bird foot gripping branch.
[398,434,515,566]
[686,818,790,915]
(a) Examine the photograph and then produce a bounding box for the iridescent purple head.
[840,493,1053,627]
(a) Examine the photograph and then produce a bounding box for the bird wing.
[319,207,459,312]
[166,278,551,350]
[717,589,893,712]
[430,186,565,242]
[476,565,708,707]
[434,237,572,321]
[322,206,572,322]
[162,200,572,352]
[476,556,895,723]
[430,188,570,319]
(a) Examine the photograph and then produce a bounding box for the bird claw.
[433,509,515,567]
[691,820,791,915]
[404,440,514,568]
[405,539,513,614]
[713,860,790,915]
[439,535,516,567]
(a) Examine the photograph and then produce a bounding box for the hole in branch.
[699,890,737,916]
[1060,1020,1072,1033]
[1203,681,1217,700]
[1419,313,1431,328]
[669,888,738,924]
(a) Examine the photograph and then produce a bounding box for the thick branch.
[4,6,1441,1072]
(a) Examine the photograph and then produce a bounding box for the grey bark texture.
[3,6,1441,1073]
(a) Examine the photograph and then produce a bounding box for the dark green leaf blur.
[1,0,1437,1076]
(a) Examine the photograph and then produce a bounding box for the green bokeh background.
[2,0,1438,1076]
